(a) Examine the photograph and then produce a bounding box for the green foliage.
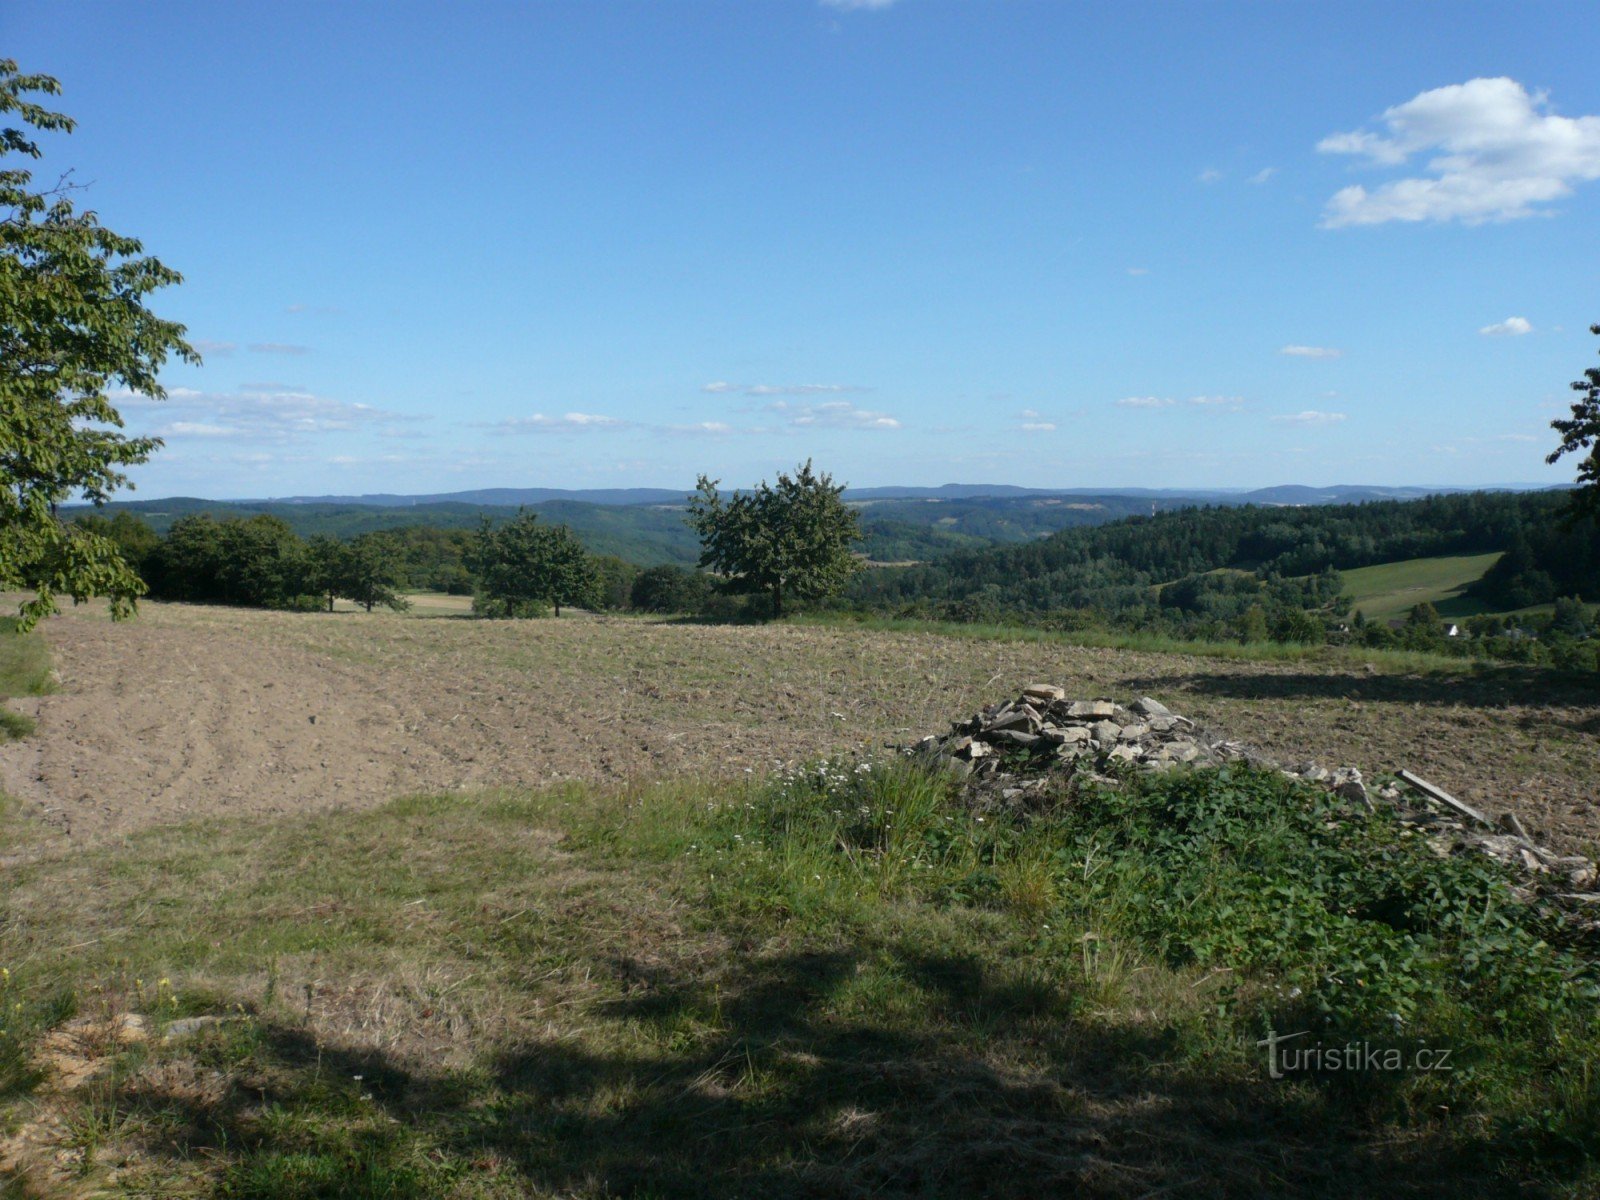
[688,460,863,618]
[589,554,640,611]
[144,514,309,608]
[693,758,1600,1164]
[306,533,409,613]
[468,510,598,618]
[629,563,713,614]
[1549,322,1600,523]
[0,61,194,629]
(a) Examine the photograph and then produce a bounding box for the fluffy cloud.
[702,381,869,396]
[1116,396,1175,409]
[820,0,895,9]
[191,339,237,357]
[1280,344,1343,359]
[1197,167,1223,184]
[495,412,631,433]
[1318,78,1600,226]
[1479,316,1533,336]
[247,342,312,356]
[1271,410,1347,425]
[1248,167,1277,185]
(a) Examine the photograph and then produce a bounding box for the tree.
[1,61,194,629]
[306,533,409,613]
[686,460,862,618]
[630,563,712,614]
[1550,323,1600,523]
[340,534,410,613]
[469,512,597,618]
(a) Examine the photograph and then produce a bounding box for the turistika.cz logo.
[1257,1030,1454,1080]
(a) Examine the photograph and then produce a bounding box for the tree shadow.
[110,944,1551,1199]
[1122,665,1600,719]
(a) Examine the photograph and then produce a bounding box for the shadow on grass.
[1126,664,1600,719]
[114,945,1542,1200]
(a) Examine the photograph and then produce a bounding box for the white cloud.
[784,400,901,430]
[1116,396,1175,408]
[495,412,631,433]
[702,381,868,396]
[1318,78,1600,226]
[1198,168,1223,184]
[820,0,895,9]
[1248,167,1277,185]
[1280,344,1343,359]
[1126,266,1150,276]
[1020,422,1056,432]
[1479,316,1533,336]
[1271,410,1348,425]
[1188,395,1245,410]
[127,386,417,440]
[191,339,237,357]
[248,342,312,356]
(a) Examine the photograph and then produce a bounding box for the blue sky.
[8,1,1600,497]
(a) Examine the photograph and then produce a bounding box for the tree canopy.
[0,60,193,629]
[469,511,597,617]
[1549,323,1600,523]
[687,460,862,618]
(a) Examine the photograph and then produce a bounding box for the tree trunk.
[555,602,561,617]
[772,581,783,618]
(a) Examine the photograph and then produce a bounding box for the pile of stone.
[908,683,1599,935]
[911,684,1253,780]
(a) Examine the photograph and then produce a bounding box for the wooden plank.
[1396,769,1491,828]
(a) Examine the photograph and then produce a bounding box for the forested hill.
[80,492,1198,567]
[849,490,1599,614]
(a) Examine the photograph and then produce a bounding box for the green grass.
[1,759,1596,1197]
[1338,552,1506,622]
[0,616,53,739]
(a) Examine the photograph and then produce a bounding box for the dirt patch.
[3,599,1598,854]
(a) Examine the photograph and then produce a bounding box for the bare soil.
[4,599,1598,854]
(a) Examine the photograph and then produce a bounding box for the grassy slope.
[0,618,53,739]
[0,763,1595,1198]
[1339,552,1504,622]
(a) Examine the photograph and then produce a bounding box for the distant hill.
[244,482,1555,509]
[73,483,1569,569]
[269,487,691,507]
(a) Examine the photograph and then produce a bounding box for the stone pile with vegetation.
[912,685,1600,937]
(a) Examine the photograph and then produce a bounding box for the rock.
[1023,683,1066,704]
[1091,720,1121,744]
[1107,744,1142,763]
[1131,697,1172,718]
[988,729,1041,748]
[988,709,1038,734]
[1066,700,1116,719]
[1117,723,1150,742]
[1040,725,1091,746]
